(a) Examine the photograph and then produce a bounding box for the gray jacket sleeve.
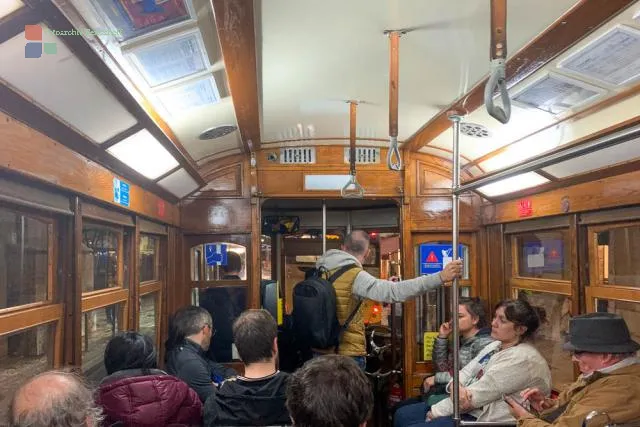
[351,270,443,303]
[433,337,452,384]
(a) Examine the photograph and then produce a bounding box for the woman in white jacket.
[401,299,552,427]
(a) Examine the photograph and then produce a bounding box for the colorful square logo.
[24,25,56,59]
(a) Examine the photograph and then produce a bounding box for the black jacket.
[166,339,237,403]
[203,371,290,426]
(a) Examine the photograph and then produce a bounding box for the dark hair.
[343,230,370,256]
[286,355,373,427]
[223,251,243,274]
[495,299,547,341]
[459,297,488,329]
[233,309,277,364]
[9,370,104,427]
[164,305,212,361]
[104,331,157,375]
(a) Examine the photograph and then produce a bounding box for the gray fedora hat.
[563,312,640,353]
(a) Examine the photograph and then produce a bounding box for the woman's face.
[458,304,477,334]
[491,306,522,345]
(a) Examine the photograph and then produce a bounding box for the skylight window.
[558,25,640,86]
[477,172,549,197]
[156,75,220,116]
[107,129,179,179]
[511,73,605,115]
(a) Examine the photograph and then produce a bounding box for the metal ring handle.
[387,136,402,171]
[341,173,364,198]
[484,59,511,124]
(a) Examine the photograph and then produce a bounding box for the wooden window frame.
[138,230,166,354]
[81,221,126,292]
[187,235,251,290]
[139,234,161,285]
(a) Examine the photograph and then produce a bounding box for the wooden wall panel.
[485,224,507,310]
[484,169,640,224]
[410,196,481,231]
[180,198,252,234]
[199,163,244,198]
[0,112,179,225]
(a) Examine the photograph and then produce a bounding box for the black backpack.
[292,264,362,352]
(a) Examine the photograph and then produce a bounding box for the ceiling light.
[477,172,549,197]
[0,0,23,19]
[107,129,179,179]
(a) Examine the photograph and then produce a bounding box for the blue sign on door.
[418,243,464,275]
[205,243,228,266]
[113,178,130,208]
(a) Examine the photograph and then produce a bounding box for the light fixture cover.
[107,129,179,179]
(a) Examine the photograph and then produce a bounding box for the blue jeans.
[394,402,429,427]
[312,352,366,370]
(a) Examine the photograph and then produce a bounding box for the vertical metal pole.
[346,211,352,235]
[322,199,327,253]
[450,114,462,426]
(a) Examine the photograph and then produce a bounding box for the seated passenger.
[397,299,552,427]
[286,354,374,427]
[165,305,237,402]
[508,312,640,427]
[96,332,202,426]
[204,309,290,426]
[394,298,494,423]
[9,370,103,427]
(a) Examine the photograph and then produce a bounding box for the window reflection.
[516,231,571,281]
[82,304,121,384]
[139,293,157,344]
[139,235,159,283]
[198,287,247,362]
[597,226,640,288]
[0,324,54,421]
[517,290,574,390]
[190,243,247,281]
[82,225,121,292]
[0,208,51,308]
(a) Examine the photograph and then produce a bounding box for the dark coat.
[97,369,202,426]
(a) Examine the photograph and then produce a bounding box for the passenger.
[9,370,103,427]
[96,331,202,426]
[204,309,290,426]
[315,230,463,368]
[397,299,552,427]
[286,354,373,427]
[508,312,640,427]
[393,297,494,422]
[165,305,237,403]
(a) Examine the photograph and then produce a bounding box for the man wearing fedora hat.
[506,312,640,427]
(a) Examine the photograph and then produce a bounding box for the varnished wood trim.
[570,214,581,315]
[0,6,44,44]
[250,201,261,308]
[140,281,162,295]
[585,286,640,312]
[139,218,168,235]
[0,303,63,336]
[404,0,636,151]
[509,278,573,296]
[81,288,129,312]
[82,201,135,226]
[580,206,640,225]
[211,0,261,153]
[22,0,204,187]
[504,216,570,234]
[0,174,73,215]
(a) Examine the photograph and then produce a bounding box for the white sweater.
[430,341,551,422]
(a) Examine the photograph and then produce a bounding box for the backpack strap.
[326,264,362,354]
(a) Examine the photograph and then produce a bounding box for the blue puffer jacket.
[432,327,494,384]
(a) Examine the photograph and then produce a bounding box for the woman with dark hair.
[97,332,202,426]
[399,299,552,427]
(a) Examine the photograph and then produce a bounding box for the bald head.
[10,370,102,427]
[342,230,370,262]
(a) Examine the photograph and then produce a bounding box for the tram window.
[0,208,52,309]
[0,323,54,421]
[197,286,247,363]
[190,243,247,281]
[139,235,159,283]
[517,290,574,391]
[82,303,122,384]
[595,299,640,343]
[596,225,640,288]
[139,292,158,344]
[82,224,123,292]
[261,235,272,280]
[515,230,571,281]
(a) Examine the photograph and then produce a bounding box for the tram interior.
[2,0,640,425]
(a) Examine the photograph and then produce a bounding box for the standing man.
[315,230,463,368]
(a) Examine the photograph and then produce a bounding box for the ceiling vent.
[558,25,640,87]
[199,125,237,140]
[344,147,381,164]
[280,147,316,164]
[460,123,491,138]
[511,73,605,115]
